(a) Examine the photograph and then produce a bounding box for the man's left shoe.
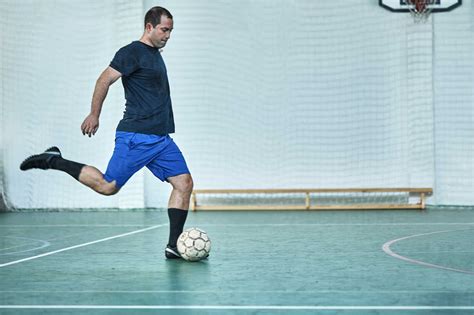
[165,245,182,259]
[20,146,61,171]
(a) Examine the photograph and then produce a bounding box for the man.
[20,6,192,259]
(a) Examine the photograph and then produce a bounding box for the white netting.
[0,0,473,209]
[158,1,433,191]
[1,0,144,209]
[0,10,7,211]
[403,0,434,23]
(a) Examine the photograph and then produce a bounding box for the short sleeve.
[109,46,139,76]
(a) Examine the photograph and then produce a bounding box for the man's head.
[143,6,173,49]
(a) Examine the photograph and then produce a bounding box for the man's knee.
[186,176,194,193]
[97,181,119,196]
[171,174,193,194]
[180,175,194,193]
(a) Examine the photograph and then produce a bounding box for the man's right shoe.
[20,146,61,171]
[165,245,182,259]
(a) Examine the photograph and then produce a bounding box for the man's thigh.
[104,132,161,187]
[146,137,190,182]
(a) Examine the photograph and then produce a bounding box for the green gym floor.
[0,208,473,315]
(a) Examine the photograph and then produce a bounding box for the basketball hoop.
[380,0,462,21]
[403,0,434,23]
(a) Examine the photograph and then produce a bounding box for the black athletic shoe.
[165,245,182,259]
[20,146,62,171]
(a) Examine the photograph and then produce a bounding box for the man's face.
[148,15,173,48]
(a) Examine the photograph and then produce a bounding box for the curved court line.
[382,229,474,275]
[0,224,166,268]
[0,236,50,255]
[0,305,472,311]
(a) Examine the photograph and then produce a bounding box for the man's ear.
[144,22,154,32]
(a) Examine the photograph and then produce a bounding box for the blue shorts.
[104,132,190,188]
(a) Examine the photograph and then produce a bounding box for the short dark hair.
[144,6,173,28]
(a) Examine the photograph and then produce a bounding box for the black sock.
[49,157,85,181]
[167,208,188,247]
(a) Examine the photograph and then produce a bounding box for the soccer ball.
[177,227,211,262]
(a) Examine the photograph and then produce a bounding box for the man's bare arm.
[81,66,122,137]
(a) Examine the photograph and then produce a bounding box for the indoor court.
[1,0,474,314]
[0,208,473,314]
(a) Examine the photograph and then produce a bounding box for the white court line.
[382,229,474,275]
[200,223,474,227]
[0,305,473,310]
[1,290,473,294]
[0,224,153,227]
[2,222,474,227]
[0,224,165,268]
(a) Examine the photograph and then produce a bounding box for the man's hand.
[81,114,99,137]
[81,67,122,138]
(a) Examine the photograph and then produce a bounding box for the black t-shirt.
[110,41,175,135]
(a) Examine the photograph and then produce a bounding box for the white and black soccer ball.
[177,227,211,262]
